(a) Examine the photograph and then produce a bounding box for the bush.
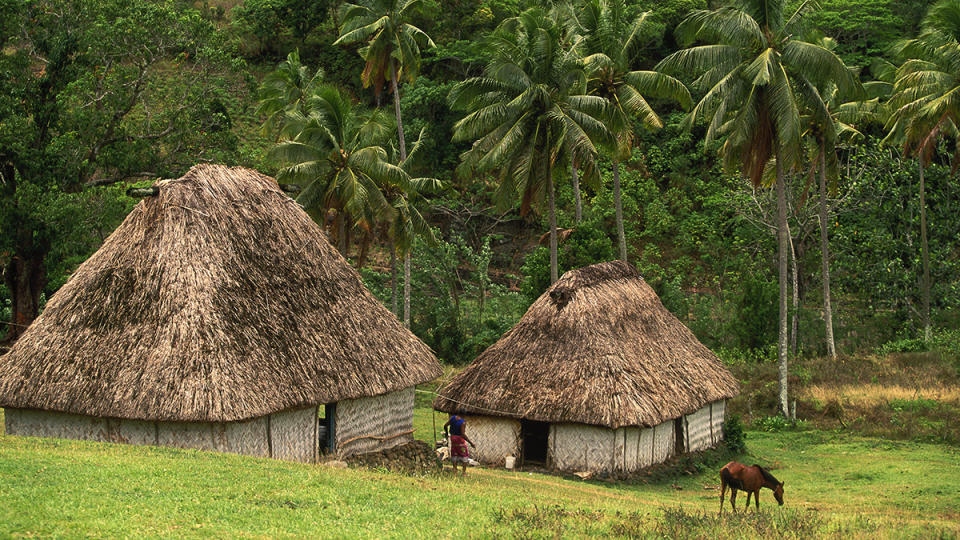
[722,414,747,454]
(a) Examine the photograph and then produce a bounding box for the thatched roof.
[433,261,738,429]
[0,164,441,422]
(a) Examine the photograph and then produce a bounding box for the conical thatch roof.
[433,261,738,429]
[0,164,441,422]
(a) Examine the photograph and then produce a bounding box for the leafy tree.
[885,0,960,342]
[659,0,858,414]
[335,0,435,327]
[450,7,612,283]
[0,0,242,343]
[578,0,691,262]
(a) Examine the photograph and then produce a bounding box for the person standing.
[443,414,475,475]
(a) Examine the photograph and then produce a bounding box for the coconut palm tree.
[271,85,409,256]
[658,0,858,415]
[578,0,692,262]
[335,0,434,327]
[885,0,960,342]
[450,7,612,284]
[256,50,325,138]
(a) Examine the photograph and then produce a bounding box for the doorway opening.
[521,419,550,465]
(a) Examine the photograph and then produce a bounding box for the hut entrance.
[674,417,687,454]
[521,420,550,465]
[319,403,336,454]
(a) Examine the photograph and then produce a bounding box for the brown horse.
[719,461,784,513]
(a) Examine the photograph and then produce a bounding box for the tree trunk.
[919,158,931,342]
[390,237,399,315]
[356,231,373,269]
[548,154,559,284]
[2,252,46,344]
[613,159,628,262]
[571,161,582,224]
[775,156,790,417]
[818,148,837,357]
[336,211,347,255]
[403,252,411,328]
[391,60,407,162]
[391,59,412,329]
[789,221,799,359]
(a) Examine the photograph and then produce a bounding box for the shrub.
[722,414,747,454]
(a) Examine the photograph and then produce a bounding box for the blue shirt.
[449,416,465,436]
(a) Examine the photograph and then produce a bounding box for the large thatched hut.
[433,261,738,474]
[0,164,441,462]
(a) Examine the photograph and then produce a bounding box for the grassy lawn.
[1,408,957,538]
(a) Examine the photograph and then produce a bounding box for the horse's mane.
[752,464,780,485]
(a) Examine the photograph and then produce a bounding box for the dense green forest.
[2,0,959,414]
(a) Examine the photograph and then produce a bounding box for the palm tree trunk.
[390,59,412,328]
[775,156,790,417]
[613,159,627,262]
[390,237,399,315]
[571,161,582,224]
[336,211,347,255]
[391,60,407,161]
[919,158,931,342]
[789,221,799,359]
[548,155,558,284]
[818,148,837,357]
[403,252,411,328]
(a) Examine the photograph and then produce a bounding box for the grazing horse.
[719,461,784,513]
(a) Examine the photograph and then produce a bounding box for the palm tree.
[270,85,409,256]
[658,0,858,415]
[578,0,692,262]
[256,50,324,138]
[450,8,612,284]
[800,46,885,358]
[885,0,960,342]
[335,0,434,327]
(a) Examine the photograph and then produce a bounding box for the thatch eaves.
[433,261,738,429]
[0,164,441,422]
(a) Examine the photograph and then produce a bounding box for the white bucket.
[505,455,515,469]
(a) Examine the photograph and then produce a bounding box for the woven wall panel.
[710,400,726,445]
[637,426,655,468]
[622,427,640,473]
[463,415,519,465]
[652,419,675,464]
[157,420,217,451]
[270,406,317,463]
[5,409,109,441]
[550,423,616,472]
[336,387,414,457]
[219,416,269,457]
[684,404,713,452]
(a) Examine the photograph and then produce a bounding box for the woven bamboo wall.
[336,387,414,457]
[549,423,616,472]
[463,415,519,465]
[652,419,675,464]
[683,404,714,452]
[710,400,725,445]
[6,408,280,460]
[270,406,318,463]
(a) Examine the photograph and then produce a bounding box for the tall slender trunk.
[612,159,627,262]
[390,237,399,315]
[403,252,411,328]
[571,161,582,224]
[788,221,799,359]
[391,59,412,328]
[775,156,790,417]
[818,148,837,357]
[336,211,347,255]
[919,158,931,342]
[548,155,558,284]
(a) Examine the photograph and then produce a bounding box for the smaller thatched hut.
[434,261,738,474]
[0,164,441,462]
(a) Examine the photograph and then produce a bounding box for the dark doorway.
[674,417,686,455]
[521,419,550,465]
[319,403,336,454]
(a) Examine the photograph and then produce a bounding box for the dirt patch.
[342,440,441,473]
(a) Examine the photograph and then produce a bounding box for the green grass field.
[1,408,957,539]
